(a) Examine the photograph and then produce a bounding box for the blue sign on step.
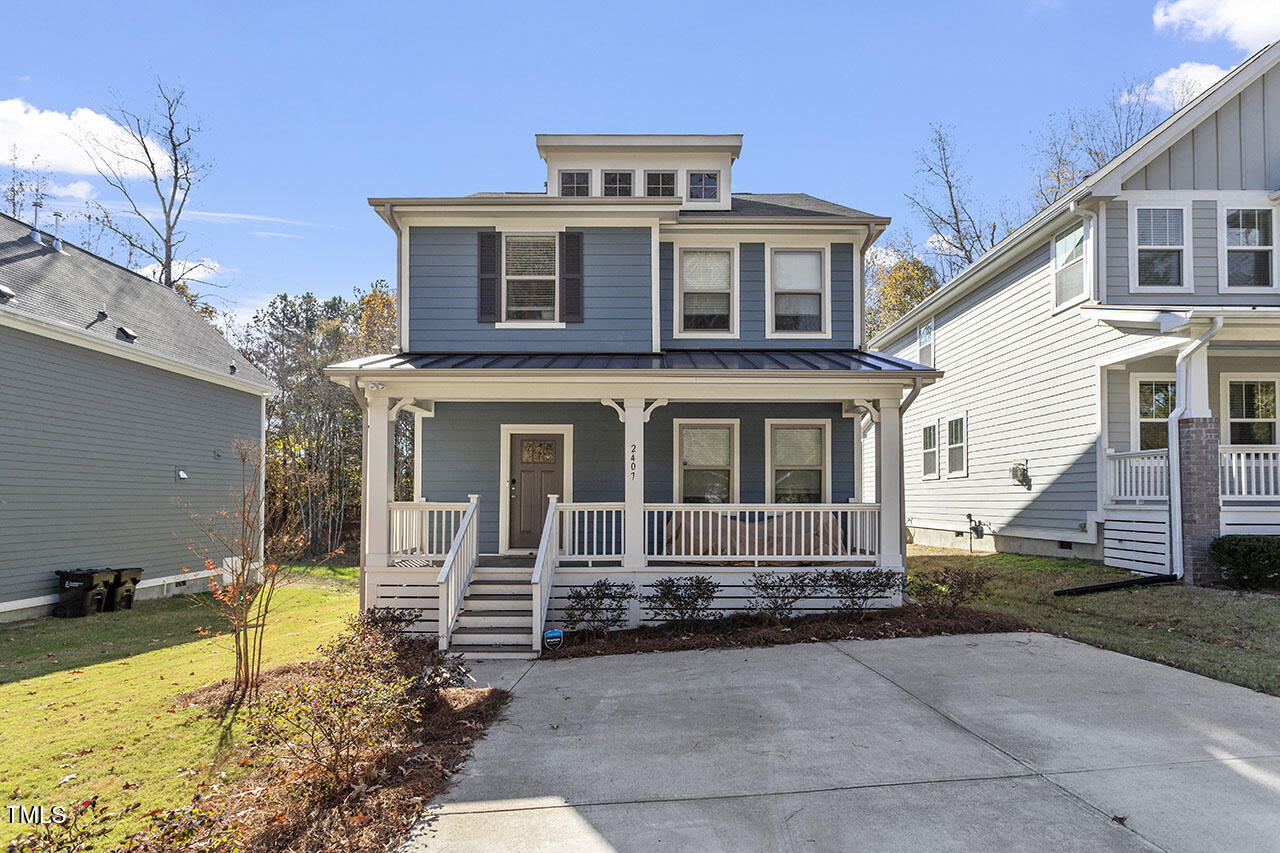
[543,629,563,650]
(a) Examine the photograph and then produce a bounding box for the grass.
[911,546,1280,696]
[0,575,358,846]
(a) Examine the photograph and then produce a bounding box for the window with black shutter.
[559,231,584,323]
[477,231,500,322]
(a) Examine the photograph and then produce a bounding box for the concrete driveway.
[403,633,1280,852]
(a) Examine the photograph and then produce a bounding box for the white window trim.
[1051,220,1089,311]
[944,412,968,479]
[916,317,934,368]
[672,418,740,503]
[497,424,574,554]
[1218,372,1280,448]
[1218,203,1280,294]
[557,169,591,197]
[763,418,832,503]
[501,232,559,324]
[1129,372,1177,451]
[687,169,721,202]
[921,422,940,481]
[673,243,739,339]
[1127,201,1194,294]
[644,169,678,198]
[602,169,637,198]
[764,244,832,340]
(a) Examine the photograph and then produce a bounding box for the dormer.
[536,134,742,211]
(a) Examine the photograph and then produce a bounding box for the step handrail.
[436,494,480,651]
[530,495,560,652]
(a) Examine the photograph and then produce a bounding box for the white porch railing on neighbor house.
[558,501,625,562]
[643,503,880,564]
[1220,446,1280,500]
[389,500,470,560]
[435,496,480,650]
[531,495,561,651]
[1105,449,1170,503]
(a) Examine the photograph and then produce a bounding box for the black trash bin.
[53,569,116,618]
[106,569,143,611]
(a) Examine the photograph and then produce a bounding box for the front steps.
[448,566,538,660]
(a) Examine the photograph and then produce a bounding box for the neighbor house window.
[1053,221,1086,305]
[677,421,738,503]
[559,171,590,196]
[1227,379,1277,445]
[770,249,825,334]
[1225,209,1274,289]
[917,319,934,367]
[603,171,633,197]
[503,235,557,321]
[1135,207,1186,289]
[678,248,734,334]
[922,424,938,479]
[688,171,719,200]
[945,414,967,477]
[646,171,676,197]
[768,421,828,503]
[1135,378,1176,450]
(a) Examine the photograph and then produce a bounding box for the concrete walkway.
[403,633,1280,852]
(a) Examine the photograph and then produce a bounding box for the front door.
[508,433,564,550]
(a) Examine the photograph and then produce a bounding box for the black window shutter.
[560,231,584,323]
[477,231,499,323]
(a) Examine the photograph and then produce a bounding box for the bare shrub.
[563,579,635,635]
[906,566,995,614]
[823,569,904,619]
[642,576,722,626]
[745,571,820,624]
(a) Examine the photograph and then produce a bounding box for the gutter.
[1167,316,1224,579]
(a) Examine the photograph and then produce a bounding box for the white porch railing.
[1220,446,1280,500]
[436,496,480,650]
[1105,449,1170,503]
[389,500,470,559]
[558,501,625,562]
[530,495,561,651]
[643,503,880,564]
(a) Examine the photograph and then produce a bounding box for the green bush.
[745,571,820,623]
[1208,535,1280,590]
[642,575,722,626]
[906,566,994,614]
[6,797,137,852]
[823,568,903,618]
[563,579,635,634]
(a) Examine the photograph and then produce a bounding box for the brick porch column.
[1178,417,1221,586]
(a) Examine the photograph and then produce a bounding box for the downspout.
[1167,317,1224,579]
[896,377,924,557]
[1069,199,1100,303]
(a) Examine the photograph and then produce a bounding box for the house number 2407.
[629,443,638,480]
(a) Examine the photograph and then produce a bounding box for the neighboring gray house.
[0,211,276,620]
[866,42,1280,584]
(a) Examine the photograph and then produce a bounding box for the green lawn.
[911,546,1280,696]
[0,575,358,846]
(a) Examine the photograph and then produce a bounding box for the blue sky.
[1,0,1273,320]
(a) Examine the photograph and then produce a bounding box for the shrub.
[745,571,820,623]
[823,568,903,618]
[642,575,722,626]
[356,608,470,693]
[6,797,137,852]
[1208,535,1280,590]
[118,797,235,852]
[906,566,994,614]
[562,579,636,634]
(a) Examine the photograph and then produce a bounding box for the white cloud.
[136,257,222,285]
[0,98,155,178]
[1150,60,1232,109]
[1154,0,1280,53]
[865,245,906,267]
[926,233,963,256]
[47,180,97,201]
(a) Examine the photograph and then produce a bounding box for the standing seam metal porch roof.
[331,348,934,373]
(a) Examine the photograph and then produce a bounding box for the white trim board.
[498,424,575,554]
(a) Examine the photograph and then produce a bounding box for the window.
[1135,378,1176,450]
[676,421,738,503]
[688,171,719,201]
[603,171,633,197]
[1225,208,1274,289]
[678,248,734,334]
[922,424,938,479]
[1227,380,1277,445]
[1053,221,1086,306]
[503,235,557,321]
[917,319,934,367]
[770,249,824,334]
[559,171,590,197]
[768,421,829,503]
[1134,207,1187,290]
[945,415,967,477]
[646,171,676,197]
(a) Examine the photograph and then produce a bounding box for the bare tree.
[3,145,48,220]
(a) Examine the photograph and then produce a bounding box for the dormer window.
[559,171,590,197]
[646,171,676,197]
[688,171,719,201]
[603,171,633,197]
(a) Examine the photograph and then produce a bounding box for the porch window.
[603,171,633,197]
[646,171,676,197]
[1136,379,1176,450]
[768,421,828,503]
[1227,380,1277,445]
[917,318,934,367]
[503,235,557,321]
[945,414,967,477]
[1225,209,1273,289]
[678,248,734,333]
[1053,221,1086,305]
[688,171,719,201]
[677,422,737,503]
[559,171,590,196]
[1135,207,1186,290]
[770,249,825,334]
[922,424,938,479]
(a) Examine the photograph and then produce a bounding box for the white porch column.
[622,396,646,570]
[365,391,392,572]
[1181,345,1212,417]
[876,396,905,573]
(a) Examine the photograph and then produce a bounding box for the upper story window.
[1133,207,1188,291]
[1224,208,1274,290]
[646,171,676,197]
[1135,377,1176,450]
[688,171,719,201]
[1053,221,1086,306]
[921,424,938,479]
[945,414,967,477]
[767,420,829,503]
[1226,379,1277,445]
[503,235,557,321]
[770,249,825,335]
[916,319,934,367]
[559,171,590,197]
[676,420,738,503]
[603,171,633,197]
[677,247,735,335]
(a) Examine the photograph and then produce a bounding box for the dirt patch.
[541,606,1030,660]
[177,662,318,708]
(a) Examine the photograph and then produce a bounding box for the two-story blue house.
[327,134,935,657]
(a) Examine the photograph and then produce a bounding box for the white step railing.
[1105,449,1169,503]
[530,495,561,652]
[643,503,879,564]
[558,501,625,563]
[389,500,470,559]
[1220,446,1280,500]
[436,495,480,650]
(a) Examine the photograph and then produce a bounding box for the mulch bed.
[541,605,1030,660]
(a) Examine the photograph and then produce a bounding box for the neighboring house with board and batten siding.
[865,41,1280,585]
[327,134,937,659]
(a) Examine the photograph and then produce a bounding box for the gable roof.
[0,212,274,394]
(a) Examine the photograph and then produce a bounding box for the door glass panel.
[521,440,556,463]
